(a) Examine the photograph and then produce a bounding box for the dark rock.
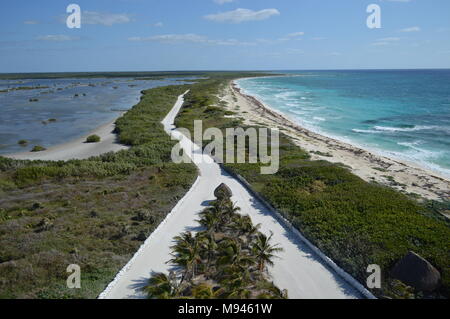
[391,251,441,292]
[214,183,232,200]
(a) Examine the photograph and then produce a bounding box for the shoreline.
[4,114,129,161]
[224,80,450,204]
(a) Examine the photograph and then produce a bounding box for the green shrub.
[18,140,28,146]
[86,135,101,143]
[31,145,46,152]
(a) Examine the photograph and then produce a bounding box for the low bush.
[85,135,101,143]
[31,145,46,152]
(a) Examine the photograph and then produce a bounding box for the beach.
[224,80,450,205]
[6,115,129,161]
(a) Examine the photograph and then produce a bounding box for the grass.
[0,84,198,298]
[174,74,450,299]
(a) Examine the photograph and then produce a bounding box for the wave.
[352,129,382,134]
[373,125,447,133]
[352,125,450,135]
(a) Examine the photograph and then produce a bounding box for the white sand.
[225,81,450,205]
[5,116,129,161]
[100,92,369,300]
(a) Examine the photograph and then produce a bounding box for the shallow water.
[0,77,190,154]
[237,70,450,178]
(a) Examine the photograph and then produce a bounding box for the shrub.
[86,135,101,143]
[31,145,46,152]
[18,140,28,146]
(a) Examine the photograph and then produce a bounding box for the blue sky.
[1,0,449,72]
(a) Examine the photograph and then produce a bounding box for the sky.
[0,0,449,72]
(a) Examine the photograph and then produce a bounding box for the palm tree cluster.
[143,184,287,299]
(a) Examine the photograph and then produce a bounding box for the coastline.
[4,114,129,161]
[224,79,450,204]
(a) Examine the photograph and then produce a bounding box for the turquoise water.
[236,70,450,178]
[0,77,192,154]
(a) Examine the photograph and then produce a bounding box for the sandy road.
[99,92,368,299]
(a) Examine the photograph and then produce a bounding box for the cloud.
[214,0,235,4]
[400,26,421,32]
[153,22,163,27]
[383,0,411,2]
[81,11,132,26]
[128,33,254,46]
[36,35,79,42]
[287,32,305,38]
[204,8,280,24]
[371,37,400,46]
[24,20,39,25]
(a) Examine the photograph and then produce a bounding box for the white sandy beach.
[224,81,450,205]
[100,92,371,300]
[5,116,129,161]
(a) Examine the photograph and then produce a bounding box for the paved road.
[99,92,364,299]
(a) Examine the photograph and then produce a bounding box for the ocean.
[236,70,450,178]
[0,77,190,155]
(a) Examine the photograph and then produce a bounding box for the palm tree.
[144,271,180,299]
[220,200,241,224]
[197,231,218,275]
[252,232,283,273]
[231,215,261,237]
[170,232,202,283]
[217,238,255,271]
[197,210,221,233]
[191,283,225,299]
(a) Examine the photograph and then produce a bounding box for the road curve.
[99,92,365,299]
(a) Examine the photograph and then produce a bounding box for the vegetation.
[31,145,46,152]
[0,86,49,93]
[1,71,448,299]
[174,73,450,299]
[0,84,198,298]
[18,140,28,146]
[85,135,101,143]
[144,186,286,299]
[0,71,212,80]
